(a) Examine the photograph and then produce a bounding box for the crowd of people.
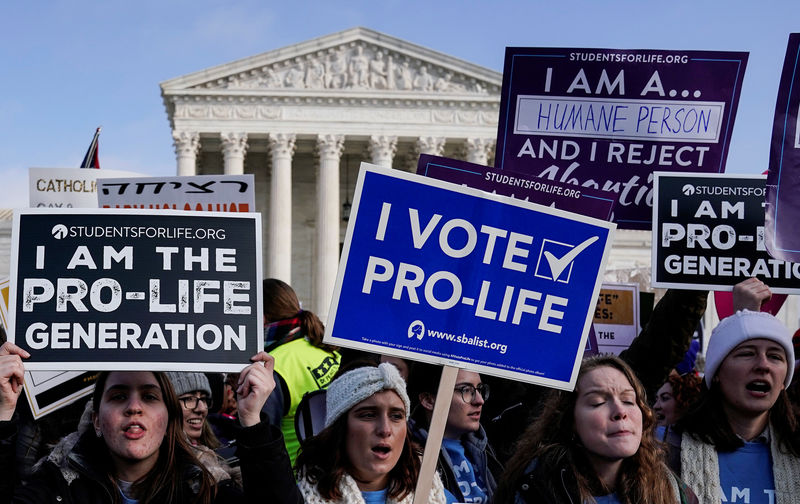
[1,277,800,503]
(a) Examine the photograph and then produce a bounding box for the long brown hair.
[495,355,676,504]
[263,278,334,351]
[91,371,216,504]
[295,398,420,500]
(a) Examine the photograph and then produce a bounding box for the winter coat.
[511,458,698,504]
[0,418,302,504]
[620,289,707,398]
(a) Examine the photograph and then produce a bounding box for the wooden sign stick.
[412,364,458,504]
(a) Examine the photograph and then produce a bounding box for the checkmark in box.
[534,236,599,283]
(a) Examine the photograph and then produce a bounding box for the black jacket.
[511,458,698,504]
[619,289,707,398]
[0,418,302,504]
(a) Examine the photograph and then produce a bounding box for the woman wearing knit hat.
[166,372,217,448]
[166,371,243,486]
[667,309,800,504]
[295,362,452,504]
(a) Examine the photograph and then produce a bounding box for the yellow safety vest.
[271,337,340,465]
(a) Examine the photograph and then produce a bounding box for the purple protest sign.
[417,154,615,220]
[766,34,800,263]
[495,47,748,230]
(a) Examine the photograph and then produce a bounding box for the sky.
[2,0,799,209]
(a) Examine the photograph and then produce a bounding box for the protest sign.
[98,174,255,212]
[29,167,142,208]
[324,163,615,390]
[0,277,8,331]
[9,209,263,371]
[417,154,616,220]
[592,282,640,355]
[652,173,800,293]
[1,276,93,418]
[495,47,748,230]
[766,33,800,263]
[23,370,98,419]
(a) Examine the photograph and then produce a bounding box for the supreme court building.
[159,27,732,332]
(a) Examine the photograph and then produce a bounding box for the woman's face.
[92,372,169,481]
[177,391,211,444]
[345,389,407,492]
[574,366,642,471]
[653,382,676,427]
[716,338,787,421]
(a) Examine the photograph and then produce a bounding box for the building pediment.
[160,27,501,98]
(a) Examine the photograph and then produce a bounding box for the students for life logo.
[51,224,68,239]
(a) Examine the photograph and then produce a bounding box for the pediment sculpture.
[193,42,497,95]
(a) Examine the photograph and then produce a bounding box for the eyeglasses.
[178,395,213,410]
[454,383,490,403]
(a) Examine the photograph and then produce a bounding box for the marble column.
[407,136,447,171]
[368,135,397,168]
[173,131,200,176]
[314,134,345,321]
[465,138,494,165]
[221,132,248,175]
[267,133,296,284]
[416,136,446,156]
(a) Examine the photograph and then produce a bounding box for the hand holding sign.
[732,278,773,312]
[0,342,30,421]
[236,351,276,427]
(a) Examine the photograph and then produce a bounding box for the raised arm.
[234,352,303,504]
[0,342,29,421]
[620,289,707,397]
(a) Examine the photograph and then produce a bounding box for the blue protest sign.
[495,47,747,230]
[324,164,615,390]
[9,209,263,372]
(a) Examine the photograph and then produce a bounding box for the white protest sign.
[1,276,93,418]
[592,282,640,355]
[23,370,98,419]
[98,174,255,212]
[9,208,263,372]
[29,167,142,208]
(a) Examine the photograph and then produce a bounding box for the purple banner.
[766,34,800,262]
[495,47,748,230]
[417,154,615,221]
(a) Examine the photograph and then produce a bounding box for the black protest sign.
[9,209,263,371]
[652,173,800,293]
